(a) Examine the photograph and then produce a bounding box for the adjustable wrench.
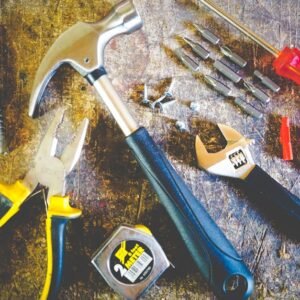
[195,124,300,232]
[28,1,253,299]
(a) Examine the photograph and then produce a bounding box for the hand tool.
[253,70,280,92]
[193,0,300,85]
[28,1,254,299]
[195,124,300,230]
[0,109,88,299]
[92,224,170,300]
[175,48,263,118]
[280,117,293,161]
[194,24,247,68]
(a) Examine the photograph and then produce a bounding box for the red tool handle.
[280,116,293,161]
[273,47,300,85]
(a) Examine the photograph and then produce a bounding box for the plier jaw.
[32,108,88,204]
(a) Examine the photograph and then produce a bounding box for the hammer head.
[29,0,143,117]
[195,124,255,179]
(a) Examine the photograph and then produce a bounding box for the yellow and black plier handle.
[41,195,81,300]
[0,183,81,300]
[0,180,32,227]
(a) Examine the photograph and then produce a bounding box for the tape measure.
[91,224,170,300]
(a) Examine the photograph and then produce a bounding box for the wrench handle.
[245,165,300,231]
[126,127,253,300]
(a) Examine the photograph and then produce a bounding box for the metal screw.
[157,98,177,112]
[175,120,187,132]
[190,101,200,112]
[150,80,175,109]
[141,84,150,105]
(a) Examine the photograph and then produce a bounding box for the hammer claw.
[29,0,143,118]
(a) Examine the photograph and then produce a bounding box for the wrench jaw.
[195,125,256,179]
[217,123,244,145]
[29,0,142,118]
[205,145,255,179]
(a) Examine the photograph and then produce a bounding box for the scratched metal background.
[0,0,299,299]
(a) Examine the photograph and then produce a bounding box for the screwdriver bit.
[253,70,280,92]
[194,23,220,45]
[243,81,270,104]
[213,60,242,83]
[234,96,263,119]
[220,46,247,68]
[183,36,210,60]
[204,75,233,97]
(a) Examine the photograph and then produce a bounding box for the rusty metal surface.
[0,0,299,299]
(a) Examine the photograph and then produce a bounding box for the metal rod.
[196,0,280,57]
[93,75,139,137]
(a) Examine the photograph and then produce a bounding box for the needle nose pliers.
[0,109,89,299]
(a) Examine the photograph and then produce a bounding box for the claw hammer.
[28,1,253,299]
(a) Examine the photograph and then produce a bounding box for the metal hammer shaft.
[93,76,139,136]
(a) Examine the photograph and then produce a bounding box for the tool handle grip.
[41,196,81,300]
[245,165,300,229]
[0,181,31,227]
[273,47,300,85]
[42,216,68,300]
[126,127,253,300]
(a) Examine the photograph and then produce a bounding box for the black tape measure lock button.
[91,225,170,300]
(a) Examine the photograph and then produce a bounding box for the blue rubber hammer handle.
[126,127,254,300]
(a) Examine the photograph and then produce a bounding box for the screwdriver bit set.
[194,0,300,85]
[173,24,282,119]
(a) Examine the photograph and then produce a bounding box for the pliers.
[0,109,89,299]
